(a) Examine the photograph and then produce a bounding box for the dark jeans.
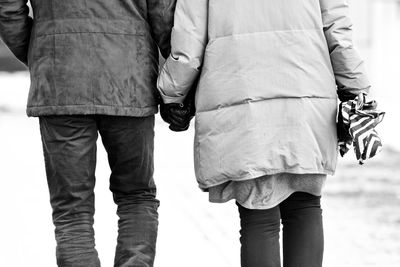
[39,115,159,267]
[237,192,324,267]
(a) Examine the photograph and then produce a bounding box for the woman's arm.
[0,0,33,66]
[319,0,371,100]
[157,0,208,104]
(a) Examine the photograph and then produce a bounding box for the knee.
[114,190,160,215]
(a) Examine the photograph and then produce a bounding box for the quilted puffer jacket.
[0,0,176,116]
[157,0,371,189]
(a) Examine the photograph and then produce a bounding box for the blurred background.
[0,0,399,266]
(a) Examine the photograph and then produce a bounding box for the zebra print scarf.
[338,97,385,165]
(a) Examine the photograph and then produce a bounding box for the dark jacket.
[0,0,176,117]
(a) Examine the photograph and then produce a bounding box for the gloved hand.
[338,91,366,104]
[160,102,194,132]
[159,79,197,132]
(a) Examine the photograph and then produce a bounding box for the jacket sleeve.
[319,0,371,99]
[157,0,208,104]
[147,0,177,59]
[0,0,33,66]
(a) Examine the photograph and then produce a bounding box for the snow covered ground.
[0,73,399,267]
[0,1,400,266]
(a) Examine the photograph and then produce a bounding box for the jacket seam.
[34,18,145,23]
[35,32,146,38]
[210,28,322,42]
[197,96,337,114]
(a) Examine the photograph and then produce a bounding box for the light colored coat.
[157,0,370,189]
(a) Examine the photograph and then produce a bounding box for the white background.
[0,0,399,266]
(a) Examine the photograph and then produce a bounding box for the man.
[0,0,176,266]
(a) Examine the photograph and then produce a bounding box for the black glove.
[159,78,197,132]
[160,102,194,132]
[338,90,366,103]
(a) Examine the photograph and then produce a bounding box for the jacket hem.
[198,168,335,191]
[209,190,296,210]
[26,105,158,117]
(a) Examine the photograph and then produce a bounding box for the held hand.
[356,93,366,108]
[160,102,194,132]
[159,83,197,132]
[337,91,367,103]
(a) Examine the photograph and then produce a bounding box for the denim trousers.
[237,192,324,267]
[39,115,159,267]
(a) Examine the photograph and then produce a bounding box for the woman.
[157,0,370,266]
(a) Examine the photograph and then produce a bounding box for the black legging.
[237,192,324,267]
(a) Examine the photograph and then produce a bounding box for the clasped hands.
[160,97,195,132]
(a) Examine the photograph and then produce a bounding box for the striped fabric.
[338,97,385,164]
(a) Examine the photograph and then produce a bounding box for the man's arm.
[0,0,33,66]
[147,0,177,59]
[319,0,370,100]
[157,0,208,104]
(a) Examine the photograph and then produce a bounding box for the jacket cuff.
[159,90,186,104]
[337,87,370,102]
